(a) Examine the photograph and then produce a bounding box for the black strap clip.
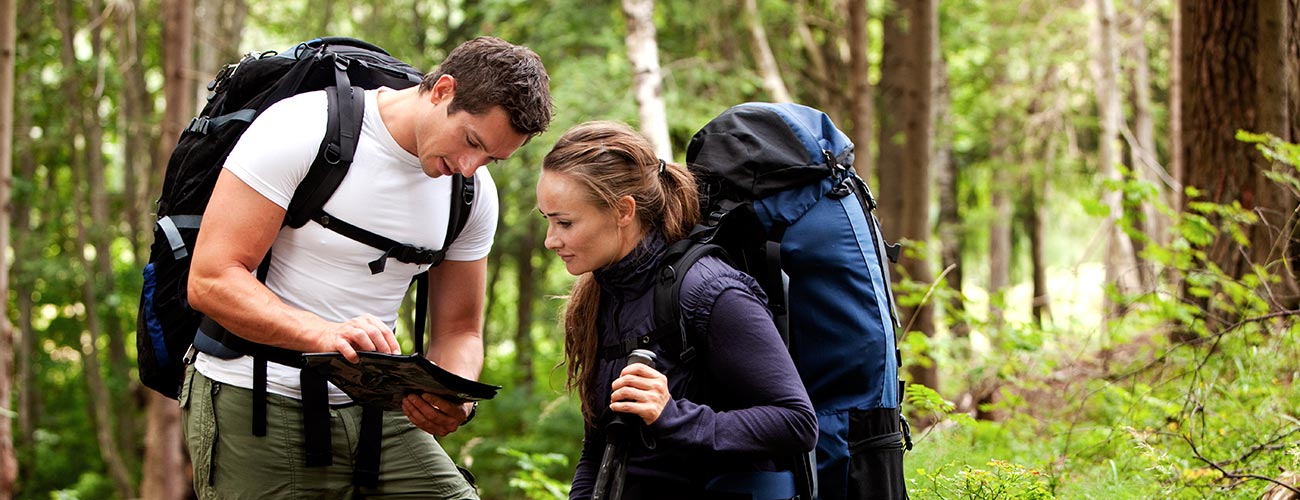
[368,244,440,274]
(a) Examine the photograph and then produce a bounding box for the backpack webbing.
[195,82,478,482]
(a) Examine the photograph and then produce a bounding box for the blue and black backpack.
[662,103,910,499]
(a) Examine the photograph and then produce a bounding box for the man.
[182,36,552,498]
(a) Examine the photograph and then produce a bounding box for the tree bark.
[0,0,17,493]
[1126,0,1168,253]
[54,1,135,496]
[933,43,967,343]
[794,0,833,108]
[116,0,158,269]
[142,392,189,500]
[877,0,938,397]
[157,0,196,169]
[514,223,539,392]
[847,0,873,181]
[1256,0,1300,299]
[988,114,1012,329]
[741,0,792,103]
[194,0,246,106]
[85,0,137,464]
[1030,142,1056,327]
[9,11,34,485]
[1169,1,1184,213]
[1091,0,1145,320]
[1179,0,1300,312]
[142,0,197,497]
[622,0,672,158]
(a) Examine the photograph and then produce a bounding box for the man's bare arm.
[187,169,399,360]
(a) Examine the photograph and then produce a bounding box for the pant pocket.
[846,407,907,500]
[179,364,195,409]
[181,371,221,493]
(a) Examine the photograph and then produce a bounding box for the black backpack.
[137,37,474,400]
[658,103,909,499]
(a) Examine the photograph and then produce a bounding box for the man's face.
[415,76,528,178]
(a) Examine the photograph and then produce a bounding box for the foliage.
[499,448,572,500]
[911,460,1056,500]
[905,135,1300,499]
[10,0,1299,498]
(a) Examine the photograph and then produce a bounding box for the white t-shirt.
[195,89,499,403]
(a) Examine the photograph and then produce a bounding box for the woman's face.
[537,170,631,276]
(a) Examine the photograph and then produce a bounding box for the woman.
[536,121,817,499]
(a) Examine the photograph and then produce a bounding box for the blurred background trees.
[2,0,1298,498]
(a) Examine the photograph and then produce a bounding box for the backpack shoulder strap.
[284,85,364,228]
[444,173,476,250]
[410,173,475,358]
[650,237,724,364]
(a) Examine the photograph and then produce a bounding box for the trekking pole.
[591,349,658,500]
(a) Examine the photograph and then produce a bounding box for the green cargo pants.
[180,366,478,499]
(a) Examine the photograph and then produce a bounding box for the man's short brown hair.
[421,36,553,137]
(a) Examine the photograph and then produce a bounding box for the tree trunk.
[514,224,539,392]
[1126,0,1168,253]
[54,1,135,496]
[1169,1,1184,213]
[1030,142,1056,327]
[142,392,189,500]
[1256,0,1300,301]
[0,0,17,493]
[847,0,873,181]
[157,0,196,166]
[1091,0,1145,321]
[933,45,967,343]
[142,0,197,497]
[1179,0,1300,313]
[794,0,832,109]
[10,22,34,488]
[194,0,246,106]
[84,0,137,464]
[73,134,137,500]
[116,0,158,269]
[741,0,792,103]
[877,0,937,398]
[483,247,505,344]
[988,114,1012,329]
[622,0,672,158]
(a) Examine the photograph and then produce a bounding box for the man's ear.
[614,195,637,228]
[428,74,457,104]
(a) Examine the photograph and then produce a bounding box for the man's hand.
[402,393,474,437]
[325,314,401,362]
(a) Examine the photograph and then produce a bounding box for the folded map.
[302,352,500,411]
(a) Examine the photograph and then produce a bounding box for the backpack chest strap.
[310,211,446,273]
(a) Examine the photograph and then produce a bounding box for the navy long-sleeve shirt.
[569,233,817,498]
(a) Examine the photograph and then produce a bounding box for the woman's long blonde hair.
[542,121,699,425]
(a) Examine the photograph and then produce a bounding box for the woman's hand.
[609,363,670,425]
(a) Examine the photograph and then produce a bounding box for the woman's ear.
[614,195,637,228]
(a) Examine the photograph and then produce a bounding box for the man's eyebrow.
[469,130,508,162]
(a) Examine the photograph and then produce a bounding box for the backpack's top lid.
[685,102,854,201]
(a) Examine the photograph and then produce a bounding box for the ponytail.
[542,121,701,425]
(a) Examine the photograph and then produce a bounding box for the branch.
[901,264,956,335]
[1180,433,1300,495]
